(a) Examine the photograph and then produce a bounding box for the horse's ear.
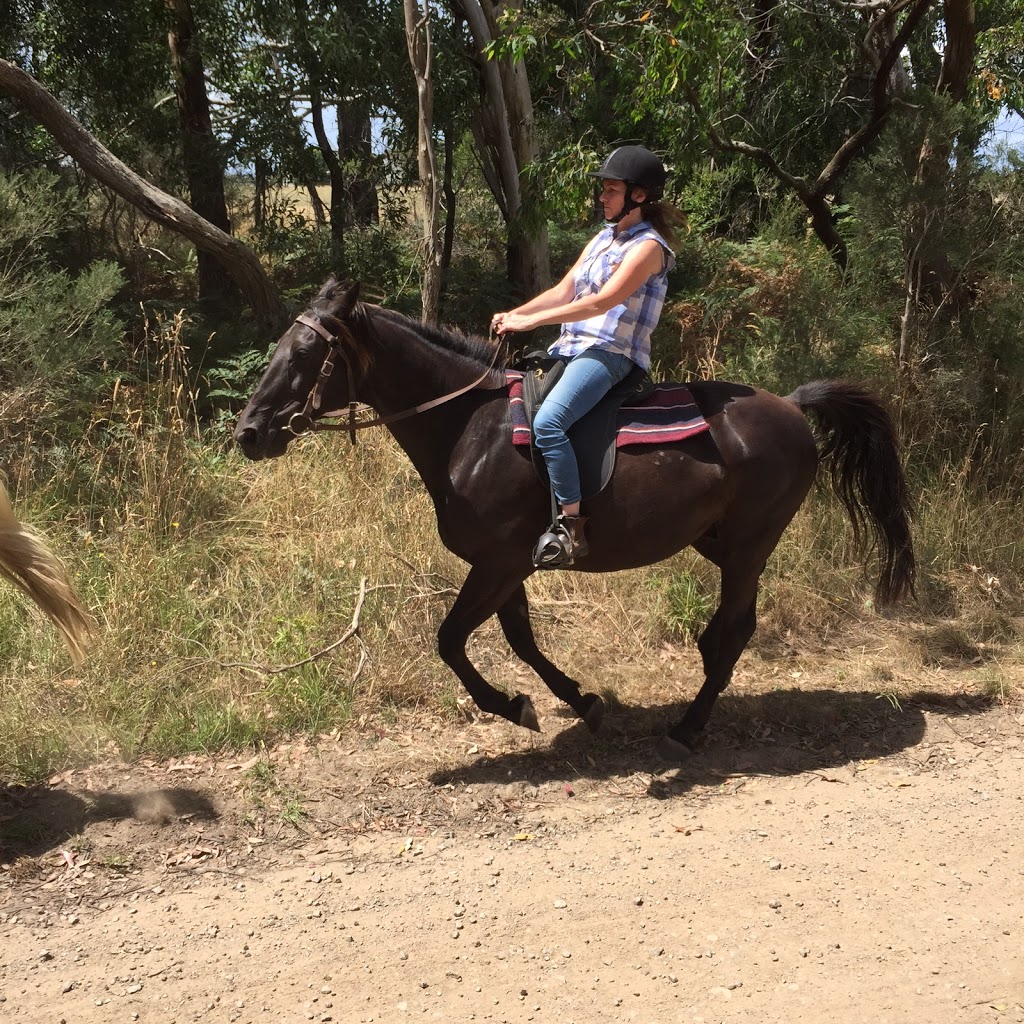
[327,279,361,317]
[316,273,339,298]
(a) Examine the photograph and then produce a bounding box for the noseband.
[289,313,361,442]
[287,312,503,445]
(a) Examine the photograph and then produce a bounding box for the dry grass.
[231,182,426,238]
[1,318,1023,781]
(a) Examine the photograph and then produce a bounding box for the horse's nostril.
[233,423,257,445]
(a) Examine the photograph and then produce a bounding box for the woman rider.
[492,145,681,569]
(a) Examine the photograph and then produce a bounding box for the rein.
[288,312,505,445]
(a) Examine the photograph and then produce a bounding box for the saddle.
[513,350,656,500]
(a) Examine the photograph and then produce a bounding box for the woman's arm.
[495,239,664,336]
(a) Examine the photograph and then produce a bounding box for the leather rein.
[287,312,504,445]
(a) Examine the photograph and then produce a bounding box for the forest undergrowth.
[1,296,1022,784]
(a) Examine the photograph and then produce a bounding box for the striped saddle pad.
[507,372,710,448]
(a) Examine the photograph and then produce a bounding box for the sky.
[988,110,1024,152]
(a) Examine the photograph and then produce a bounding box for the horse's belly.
[574,447,729,569]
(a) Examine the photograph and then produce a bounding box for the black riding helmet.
[589,145,667,198]
[589,145,667,223]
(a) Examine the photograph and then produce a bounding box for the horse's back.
[689,379,817,464]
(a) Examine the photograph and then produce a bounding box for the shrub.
[0,170,124,403]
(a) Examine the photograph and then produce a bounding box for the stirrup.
[533,527,571,569]
[532,515,588,570]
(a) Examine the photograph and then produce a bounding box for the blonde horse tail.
[0,481,95,665]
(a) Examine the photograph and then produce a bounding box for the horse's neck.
[362,313,491,495]
[359,313,445,411]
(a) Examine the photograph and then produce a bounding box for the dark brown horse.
[234,278,915,756]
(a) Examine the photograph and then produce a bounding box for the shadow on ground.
[430,687,1002,798]
[0,689,1006,865]
[0,786,218,861]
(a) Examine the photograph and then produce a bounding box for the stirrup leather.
[532,514,589,569]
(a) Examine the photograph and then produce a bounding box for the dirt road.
[2,675,1023,1024]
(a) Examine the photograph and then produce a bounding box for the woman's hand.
[491,311,533,336]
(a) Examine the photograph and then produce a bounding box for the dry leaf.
[226,753,265,771]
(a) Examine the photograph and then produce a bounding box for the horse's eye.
[292,346,314,362]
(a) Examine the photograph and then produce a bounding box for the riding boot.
[533,514,589,569]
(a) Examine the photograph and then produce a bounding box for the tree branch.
[0,58,286,328]
[685,0,936,269]
[816,0,935,194]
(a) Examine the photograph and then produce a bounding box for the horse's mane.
[368,305,507,374]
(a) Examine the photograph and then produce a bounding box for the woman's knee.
[533,403,571,448]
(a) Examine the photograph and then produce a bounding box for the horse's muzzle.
[233,423,289,461]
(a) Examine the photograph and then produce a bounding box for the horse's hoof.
[511,694,541,732]
[580,693,604,734]
[656,735,695,762]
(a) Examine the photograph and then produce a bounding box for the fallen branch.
[219,577,369,676]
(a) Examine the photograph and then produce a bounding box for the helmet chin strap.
[605,184,642,226]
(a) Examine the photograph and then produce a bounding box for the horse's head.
[234,277,364,460]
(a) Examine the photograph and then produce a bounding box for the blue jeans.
[533,349,636,507]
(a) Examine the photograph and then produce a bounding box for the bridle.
[287,312,504,445]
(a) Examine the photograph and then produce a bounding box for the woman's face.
[599,178,643,221]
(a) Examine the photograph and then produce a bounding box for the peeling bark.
[457,0,550,297]
[404,0,443,324]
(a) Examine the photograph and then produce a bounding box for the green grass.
[279,799,308,826]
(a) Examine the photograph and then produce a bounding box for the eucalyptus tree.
[0,57,287,326]
[526,1,1019,293]
[404,0,443,322]
[2,0,260,305]
[493,0,938,268]
[454,0,551,297]
[1,0,177,168]
[206,0,412,266]
[168,0,236,298]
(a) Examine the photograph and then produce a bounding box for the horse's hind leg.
[496,583,604,733]
[662,557,762,757]
[438,565,541,731]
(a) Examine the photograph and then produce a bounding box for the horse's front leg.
[496,583,604,733]
[437,566,541,731]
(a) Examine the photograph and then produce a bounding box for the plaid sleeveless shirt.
[548,221,674,371]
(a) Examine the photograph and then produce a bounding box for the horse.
[0,480,94,665]
[234,277,915,757]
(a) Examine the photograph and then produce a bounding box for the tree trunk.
[0,58,286,329]
[293,0,345,262]
[310,100,345,260]
[457,0,550,299]
[912,0,977,303]
[303,179,327,227]
[918,0,977,183]
[253,155,269,230]
[441,127,456,277]
[166,0,236,299]
[404,0,443,325]
[338,97,378,226]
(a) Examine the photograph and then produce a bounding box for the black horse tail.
[787,380,916,606]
